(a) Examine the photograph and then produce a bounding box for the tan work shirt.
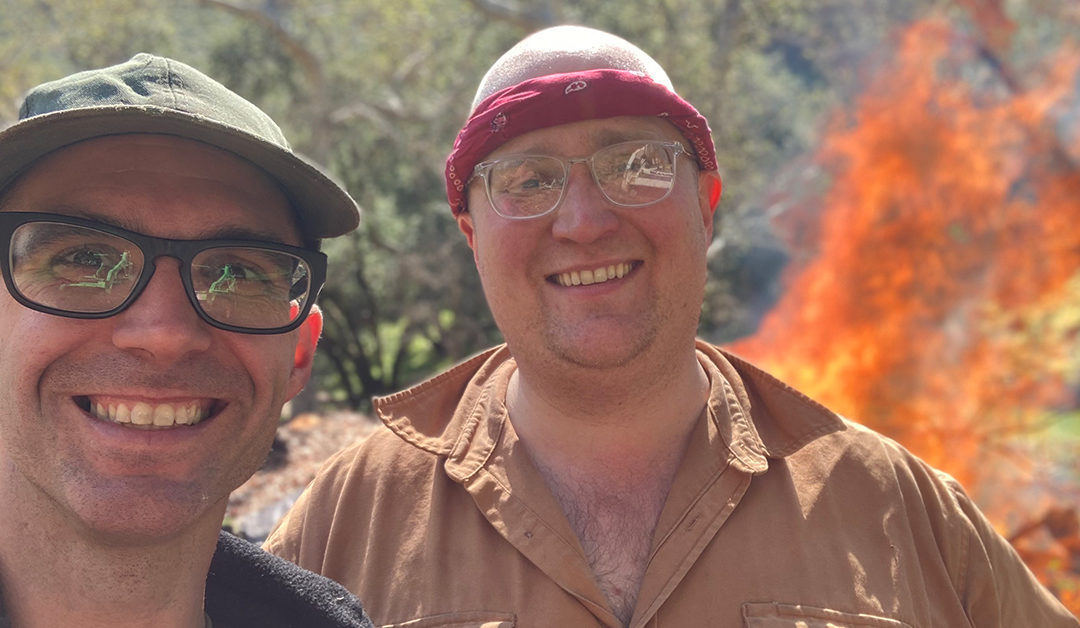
[265,342,1078,627]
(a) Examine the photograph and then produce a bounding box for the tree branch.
[462,0,558,29]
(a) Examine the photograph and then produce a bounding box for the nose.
[550,162,620,243]
[111,257,212,361]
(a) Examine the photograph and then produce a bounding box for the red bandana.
[445,69,717,215]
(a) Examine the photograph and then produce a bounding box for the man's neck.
[0,476,221,628]
[507,341,709,469]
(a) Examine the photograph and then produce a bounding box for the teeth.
[556,262,632,287]
[131,403,152,425]
[88,399,210,429]
[152,405,175,426]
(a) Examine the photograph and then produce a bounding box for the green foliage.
[3,0,1077,411]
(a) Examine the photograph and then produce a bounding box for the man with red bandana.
[266,26,1078,627]
[0,55,373,627]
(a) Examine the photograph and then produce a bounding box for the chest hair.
[535,460,678,627]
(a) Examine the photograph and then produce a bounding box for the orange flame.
[729,18,1080,608]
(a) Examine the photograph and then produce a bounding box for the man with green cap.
[0,54,372,627]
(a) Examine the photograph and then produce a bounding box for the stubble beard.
[531,273,706,372]
[541,308,662,370]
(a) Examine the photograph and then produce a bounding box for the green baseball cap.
[0,53,359,238]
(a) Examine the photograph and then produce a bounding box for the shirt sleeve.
[939,473,1079,627]
[263,443,355,573]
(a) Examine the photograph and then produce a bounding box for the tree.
[1,0,945,405]
[4,0,1079,609]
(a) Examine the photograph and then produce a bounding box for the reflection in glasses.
[0,212,326,334]
[470,140,689,220]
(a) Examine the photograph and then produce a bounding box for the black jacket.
[0,531,373,627]
[206,531,374,628]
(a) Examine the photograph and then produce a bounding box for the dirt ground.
[225,411,377,541]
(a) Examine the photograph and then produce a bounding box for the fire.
[728,18,1080,608]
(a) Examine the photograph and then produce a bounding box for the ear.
[285,306,323,401]
[456,211,479,259]
[697,170,723,239]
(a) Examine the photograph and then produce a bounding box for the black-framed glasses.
[0,212,326,334]
[470,140,690,220]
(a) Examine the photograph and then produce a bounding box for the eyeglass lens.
[8,221,312,331]
[486,141,678,218]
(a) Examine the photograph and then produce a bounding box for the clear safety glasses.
[471,140,689,219]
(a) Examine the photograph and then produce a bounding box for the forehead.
[0,134,302,245]
[486,116,687,160]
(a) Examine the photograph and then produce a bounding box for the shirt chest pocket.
[743,602,913,627]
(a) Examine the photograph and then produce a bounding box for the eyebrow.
[44,206,295,244]
[507,127,671,156]
[8,223,87,258]
[589,127,668,146]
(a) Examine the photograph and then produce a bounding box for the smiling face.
[458,116,718,373]
[0,134,317,542]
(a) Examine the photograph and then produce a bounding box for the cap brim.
[0,106,359,238]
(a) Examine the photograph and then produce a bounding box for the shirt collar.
[373,342,846,479]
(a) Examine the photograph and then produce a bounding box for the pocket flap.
[743,602,912,627]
